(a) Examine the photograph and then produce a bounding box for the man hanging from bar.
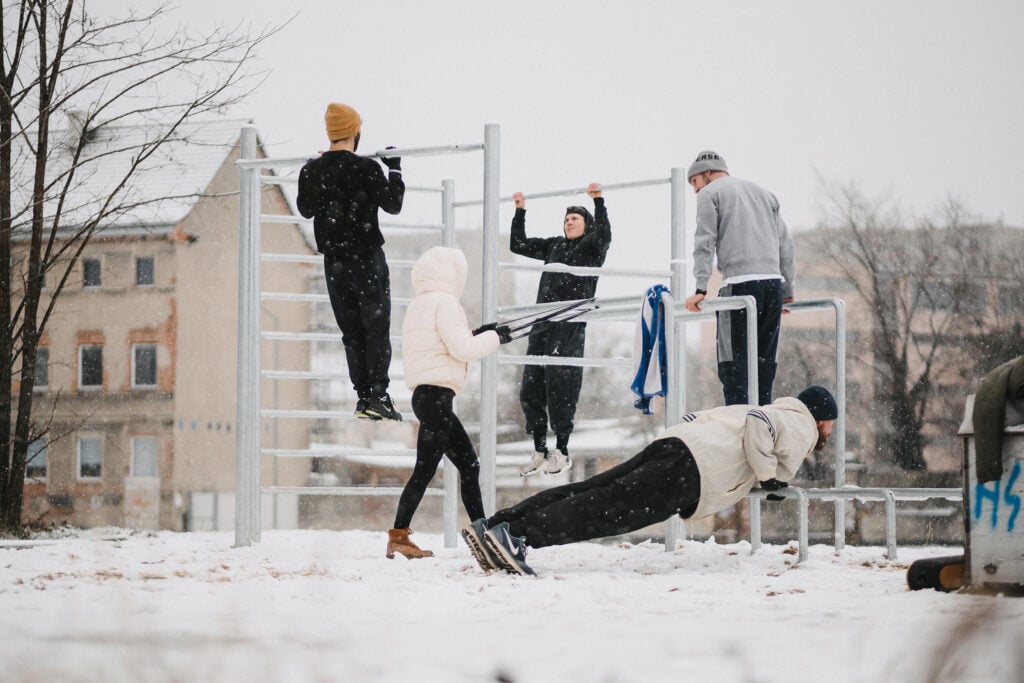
[510,182,611,477]
[297,103,405,421]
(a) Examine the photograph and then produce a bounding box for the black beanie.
[565,205,594,231]
[797,385,838,421]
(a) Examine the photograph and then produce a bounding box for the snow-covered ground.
[1,528,1021,683]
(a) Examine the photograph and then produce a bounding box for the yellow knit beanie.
[324,103,361,141]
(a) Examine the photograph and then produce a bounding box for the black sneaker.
[461,519,501,573]
[354,398,381,420]
[364,394,402,421]
[483,522,536,576]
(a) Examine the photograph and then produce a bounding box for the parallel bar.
[261,253,415,269]
[452,177,669,207]
[236,142,485,169]
[498,355,633,368]
[264,486,444,497]
[263,447,415,458]
[260,292,412,307]
[261,408,414,420]
[260,176,442,194]
[501,262,673,279]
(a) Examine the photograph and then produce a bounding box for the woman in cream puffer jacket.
[388,246,505,560]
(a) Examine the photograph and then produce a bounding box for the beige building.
[17,118,313,531]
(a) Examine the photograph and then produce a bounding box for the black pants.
[487,437,700,548]
[520,321,586,438]
[716,279,783,406]
[324,250,392,399]
[394,385,485,529]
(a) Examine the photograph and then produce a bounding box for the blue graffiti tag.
[974,461,1022,532]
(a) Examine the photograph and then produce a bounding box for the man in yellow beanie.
[297,103,406,421]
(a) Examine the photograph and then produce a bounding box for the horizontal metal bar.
[452,177,670,207]
[747,487,962,503]
[263,447,415,458]
[260,292,411,307]
[260,331,402,345]
[236,143,485,170]
[259,213,442,232]
[260,408,413,420]
[260,253,415,269]
[498,354,633,368]
[261,370,349,380]
[264,486,443,497]
[502,262,672,279]
[259,176,442,194]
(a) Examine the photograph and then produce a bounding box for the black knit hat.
[565,205,594,231]
[797,385,838,421]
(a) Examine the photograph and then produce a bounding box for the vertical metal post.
[441,178,456,248]
[664,167,688,551]
[479,124,501,514]
[744,296,759,406]
[234,125,261,546]
[833,298,848,550]
[441,178,458,546]
[750,495,762,553]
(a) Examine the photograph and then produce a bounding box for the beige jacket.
[402,247,499,393]
[657,397,817,520]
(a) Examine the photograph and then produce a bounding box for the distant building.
[14,118,314,531]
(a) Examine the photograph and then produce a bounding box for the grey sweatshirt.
[692,175,795,299]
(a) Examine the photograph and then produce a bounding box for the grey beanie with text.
[687,150,728,180]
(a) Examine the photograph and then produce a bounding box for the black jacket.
[296,150,404,257]
[510,197,611,303]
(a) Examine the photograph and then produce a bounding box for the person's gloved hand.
[760,478,788,502]
[472,322,496,336]
[381,146,402,171]
[496,325,513,344]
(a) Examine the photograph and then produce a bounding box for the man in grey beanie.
[684,150,795,406]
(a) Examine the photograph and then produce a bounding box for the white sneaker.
[545,448,572,475]
[520,450,548,477]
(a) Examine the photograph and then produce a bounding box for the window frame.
[79,344,103,390]
[77,435,102,481]
[82,257,102,288]
[25,438,48,481]
[131,344,158,389]
[33,346,49,392]
[130,436,159,479]
[135,255,155,288]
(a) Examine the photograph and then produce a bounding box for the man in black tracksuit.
[510,182,611,476]
[297,103,405,421]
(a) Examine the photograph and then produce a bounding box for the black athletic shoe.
[354,398,381,420]
[364,394,402,421]
[483,522,536,576]
[461,519,501,573]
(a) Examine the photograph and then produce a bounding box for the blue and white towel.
[631,284,670,414]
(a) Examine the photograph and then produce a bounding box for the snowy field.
[2,529,1022,683]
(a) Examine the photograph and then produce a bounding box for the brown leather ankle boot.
[386,528,434,559]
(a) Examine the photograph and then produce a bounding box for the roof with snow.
[13,116,258,237]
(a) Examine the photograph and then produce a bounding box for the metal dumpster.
[959,393,1024,592]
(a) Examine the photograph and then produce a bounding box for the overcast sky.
[94,1,1024,295]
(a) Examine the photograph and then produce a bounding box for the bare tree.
[1,0,280,530]
[799,180,1024,471]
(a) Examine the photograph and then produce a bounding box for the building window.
[25,439,48,480]
[83,257,101,288]
[132,344,158,388]
[136,256,154,287]
[131,437,158,478]
[78,436,102,479]
[79,345,103,389]
[34,347,49,391]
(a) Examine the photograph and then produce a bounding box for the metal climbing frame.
[233,124,500,547]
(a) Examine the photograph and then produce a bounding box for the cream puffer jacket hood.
[402,247,499,393]
[657,397,818,520]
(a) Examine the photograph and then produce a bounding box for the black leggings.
[487,437,700,548]
[393,385,485,529]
